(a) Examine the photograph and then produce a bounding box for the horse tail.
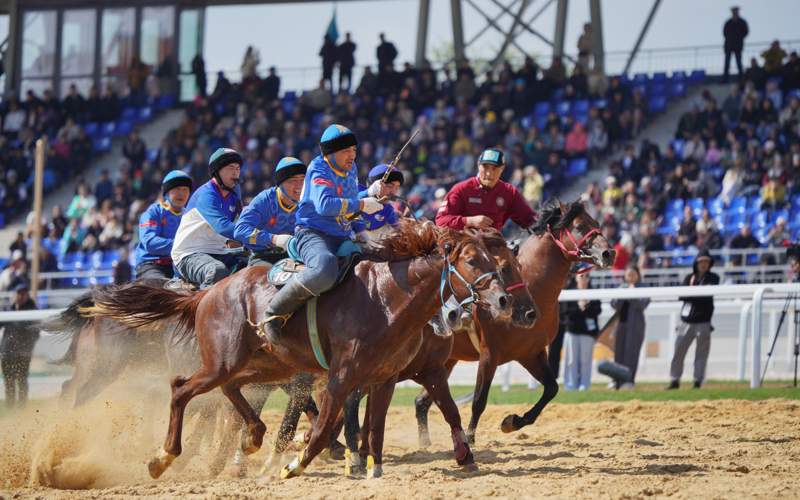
[81,282,207,340]
[40,290,97,365]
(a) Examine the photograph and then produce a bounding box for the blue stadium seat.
[648,96,667,113]
[671,71,687,81]
[147,149,158,162]
[520,116,533,129]
[666,198,684,214]
[157,94,176,109]
[746,195,763,215]
[0,213,4,229]
[708,197,725,216]
[84,122,100,137]
[284,90,297,101]
[751,211,768,229]
[688,197,704,217]
[632,73,648,84]
[669,82,687,98]
[90,251,104,270]
[93,137,112,153]
[535,115,548,131]
[670,139,685,157]
[555,101,571,116]
[567,158,588,178]
[572,100,590,114]
[59,252,79,271]
[121,107,138,121]
[0,257,8,269]
[729,196,746,212]
[689,70,706,83]
[551,88,565,100]
[115,120,134,137]
[649,83,667,96]
[102,122,116,136]
[787,89,800,101]
[593,98,607,109]
[534,101,550,116]
[572,113,588,125]
[139,107,153,122]
[770,209,790,224]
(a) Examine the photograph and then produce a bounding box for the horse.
[84,221,536,479]
[45,291,331,476]
[415,199,616,445]
[341,230,534,471]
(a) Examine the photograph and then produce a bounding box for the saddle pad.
[268,258,305,287]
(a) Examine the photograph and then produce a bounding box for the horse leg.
[280,377,351,479]
[218,384,273,478]
[500,350,559,433]
[148,368,228,479]
[221,383,267,456]
[365,377,397,479]
[342,388,362,470]
[274,381,308,453]
[416,368,475,469]
[466,351,498,445]
[415,359,456,448]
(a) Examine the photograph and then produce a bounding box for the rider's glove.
[360,197,383,215]
[271,234,292,250]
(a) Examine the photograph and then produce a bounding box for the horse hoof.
[147,450,176,479]
[329,440,347,461]
[464,430,475,445]
[500,414,519,433]
[418,433,432,449]
[279,457,305,480]
[460,462,479,473]
[366,457,382,479]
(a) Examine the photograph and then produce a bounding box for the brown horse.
[342,231,533,471]
[85,221,536,479]
[415,200,616,445]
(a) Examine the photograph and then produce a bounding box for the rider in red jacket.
[435,148,536,231]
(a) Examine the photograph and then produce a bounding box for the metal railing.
[590,264,791,289]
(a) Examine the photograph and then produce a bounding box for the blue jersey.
[233,187,297,251]
[295,155,361,238]
[357,188,399,232]
[171,179,242,263]
[134,201,183,266]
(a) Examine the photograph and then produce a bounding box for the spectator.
[522,165,544,207]
[677,206,697,247]
[766,217,791,248]
[9,231,27,259]
[565,122,588,158]
[191,53,207,97]
[66,182,96,220]
[721,158,745,204]
[577,23,594,71]
[94,168,113,205]
[128,54,148,103]
[338,32,356,93]
[113,246,132,285]
[122,129,147,169]
[0,250,27,291]
[612,232,634,271]
[319,36,338,90]
[262,66,280,102]
[760,174,786,210]
[241,45,260,80]
[376,33,398,73]
[563,273,602,391]
[587,120,608,163]
[1,282,38,408]
[744,58,767,90]
[610,265,649,389]
[667,250,720,389]
[761,40,787,76]
[722,6,748,82]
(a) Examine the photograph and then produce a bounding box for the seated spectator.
[587,120,608,162]
[761,40,787,75]
[66,182,96,220]
[721,158,745,204]
[522,165,544,207]
[760,175,786,209]
[766,217,791,248]
[677,206,697,247]
[729,226,761,266]
[564,122,588,158]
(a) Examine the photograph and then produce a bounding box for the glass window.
[21,10,57,78]
[141,6,175,68]
[21,78,54,97]
[178,9,201,74]
[100,8,135,84]
[61,9,96,77]
[60,77,94,98]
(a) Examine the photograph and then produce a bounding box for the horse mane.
[476,228,508,250]
[530,198,586,235]
[372,219,474,262]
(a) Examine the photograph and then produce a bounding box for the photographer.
[788,244,800,282]
[667,249,720,390]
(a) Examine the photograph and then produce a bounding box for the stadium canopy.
[1,0,657,98]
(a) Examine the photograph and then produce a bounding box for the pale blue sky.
[202,0,799,89]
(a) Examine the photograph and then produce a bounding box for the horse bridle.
[547,224,602,275]
[439,251,498,310]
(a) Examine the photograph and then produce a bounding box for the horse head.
[436,226,517,325]
[477,229,538,328]
[532,199,615,269]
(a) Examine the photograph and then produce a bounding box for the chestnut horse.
[85,221,535,479]
[415,200,616,445]
[342,231,536,469]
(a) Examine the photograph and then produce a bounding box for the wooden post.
[31,138,46,299]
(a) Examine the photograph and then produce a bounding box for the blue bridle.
[439,251,498,310]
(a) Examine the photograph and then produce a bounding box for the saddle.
[267,237,362,288]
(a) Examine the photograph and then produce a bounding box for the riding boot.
[262,278,316,346]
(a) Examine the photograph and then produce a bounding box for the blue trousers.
[293,227,348,296]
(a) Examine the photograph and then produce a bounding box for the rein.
[547,224,601,275]
[439,252,497,310]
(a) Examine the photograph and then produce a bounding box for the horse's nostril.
[498,294,510,309]
[447,310,459,323]
[525,309,537,322]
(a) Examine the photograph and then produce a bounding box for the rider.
[171,147,243,289]
[233,157,307,266]
[435,147,536,232]
[134,170,193,281]
[261,124,384,343]
[355,163,404,245]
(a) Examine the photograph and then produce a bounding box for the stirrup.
[247,314,291,345]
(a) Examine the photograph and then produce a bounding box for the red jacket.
[435,176,536,231]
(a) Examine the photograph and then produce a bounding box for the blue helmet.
[161,170,193,196]
[274,157,307,185]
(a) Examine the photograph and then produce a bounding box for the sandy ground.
[1,394,799,499]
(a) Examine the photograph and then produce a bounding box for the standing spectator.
[1,282,38,408]
[610,265,649,389]
[319,36,338,90]
[376,33,398,74]
[191,53,207,97]
[667,250,720,389]
[577,23,594,71]
[128,54,148,104]
[94,168,114,205]
[337,32,356,93]
[722,6,748,82]
[113,246,132,285]
[240,45,260,80]
[122,129,147,169]
[563,273,602,391]
[761,40,787,76]
[262,66,280,102]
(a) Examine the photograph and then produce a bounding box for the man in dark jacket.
[337,33,356,93]
[723,6,748,82]
[667,249,720,389]
[563,273,602,391]
[1,282,39,408]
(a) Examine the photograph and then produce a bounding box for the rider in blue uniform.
[133,170,193,281]
[261,124,384,343]
[357,163,403,232]
[234,157,307,266]
[171,148,243,289]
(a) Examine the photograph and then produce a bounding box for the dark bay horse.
[415,200,616,445]
[84,221,534,479]
[342,230,537,471]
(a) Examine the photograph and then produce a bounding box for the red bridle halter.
[547,224,602,275]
